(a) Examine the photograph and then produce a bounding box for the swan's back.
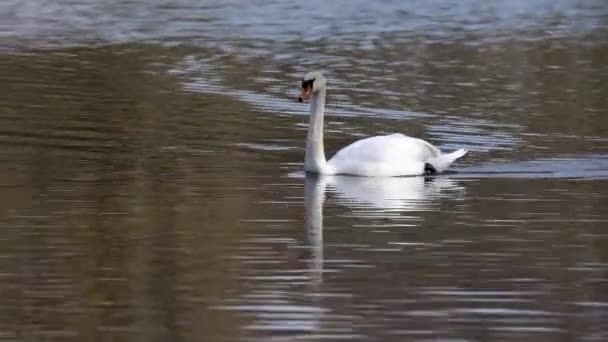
[327,133,443,176]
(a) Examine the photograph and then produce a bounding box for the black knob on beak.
[298,97,303,102]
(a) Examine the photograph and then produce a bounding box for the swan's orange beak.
[298,87,311,102]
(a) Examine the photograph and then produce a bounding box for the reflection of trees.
[0,46,265,341]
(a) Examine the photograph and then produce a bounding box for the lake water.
[1,0,608,341]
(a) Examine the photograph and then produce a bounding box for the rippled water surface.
[2,1,608,341]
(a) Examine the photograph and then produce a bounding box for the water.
[1,1,608,340]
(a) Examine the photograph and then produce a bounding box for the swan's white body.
[301,72,467,177]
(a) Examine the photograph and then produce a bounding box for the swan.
[298,71,468,176]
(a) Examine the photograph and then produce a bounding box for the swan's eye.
[302,79,314,89]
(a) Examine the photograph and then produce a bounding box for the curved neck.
[305,88,330,173]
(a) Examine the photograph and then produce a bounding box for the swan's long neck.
[305,88,331,174]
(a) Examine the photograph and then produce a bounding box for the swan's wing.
[330,133,439,163]
[327,133,441,176]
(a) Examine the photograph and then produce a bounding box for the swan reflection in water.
[304,174,464,282]
[224,175,463,334]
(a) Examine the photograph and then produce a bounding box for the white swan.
[298,71,468,176]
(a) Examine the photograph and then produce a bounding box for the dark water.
[2,1,608,341]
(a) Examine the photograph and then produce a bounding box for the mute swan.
[298,71,468,176]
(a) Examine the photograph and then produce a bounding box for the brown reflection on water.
[0,31,607,342]
[0,46,265,341]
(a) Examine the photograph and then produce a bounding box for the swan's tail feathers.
[430,148,468,172]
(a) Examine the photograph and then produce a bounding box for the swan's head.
[298,71,327,102]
